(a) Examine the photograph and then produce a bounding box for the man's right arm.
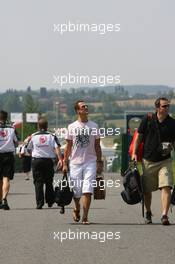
[62,139,73,172]
[13,129,19,147]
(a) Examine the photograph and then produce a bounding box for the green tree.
[23,94,39,113]
[3,93,22,113]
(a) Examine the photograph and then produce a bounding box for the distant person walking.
[132,97,175,225]
[19,136,32,180]
[0,110,18,210]
[24,118,63,209]
[63,100,103,224]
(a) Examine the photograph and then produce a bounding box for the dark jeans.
[32,158,55,207]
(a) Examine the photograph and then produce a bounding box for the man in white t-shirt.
[0,110,18,210]
[24,118,63,209]
[63,100,103,224]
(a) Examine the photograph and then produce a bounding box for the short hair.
[38,118,48,130]
[154,97,169,108]
[74,100,85,113]
[0,110,8,121]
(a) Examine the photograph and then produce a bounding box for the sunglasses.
[80,105,88,109]
[160,104,170,108]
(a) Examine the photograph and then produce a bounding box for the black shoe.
[0,201,3,209]
[161,215,170,226]
[60,206,65,214]
[48,202,54,208]
[1,199,10,210]
[145,211,152,224]
[36,204,43,209]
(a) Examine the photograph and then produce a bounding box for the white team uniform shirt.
[0,123,18,153]
[26,131,60,158]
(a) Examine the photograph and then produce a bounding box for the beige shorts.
[142,158,173,192]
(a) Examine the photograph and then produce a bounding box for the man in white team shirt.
[63,100,103,224]
[25,118,63,209]
[0,110,18,210]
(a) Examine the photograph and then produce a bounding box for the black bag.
[121,162,143,205]
[55,172,73,206]
[171,186,175,205]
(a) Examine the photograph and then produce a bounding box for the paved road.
[0,173,175,264]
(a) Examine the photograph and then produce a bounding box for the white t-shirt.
[66,120,100,165]
[0,123,18,153]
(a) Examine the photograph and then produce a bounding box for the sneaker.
[161,215,170,226]
[1,199,10,210]
[145,211,152,224]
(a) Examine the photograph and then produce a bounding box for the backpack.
[121,162,144,207]
[54,172,73,206]
[128,113,153,161]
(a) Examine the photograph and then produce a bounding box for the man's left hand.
[96,161,103,174]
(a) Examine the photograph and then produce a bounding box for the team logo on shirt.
[0,130,8,138]
[39,135,47,144]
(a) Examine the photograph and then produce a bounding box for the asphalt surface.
[0,172,175,264]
